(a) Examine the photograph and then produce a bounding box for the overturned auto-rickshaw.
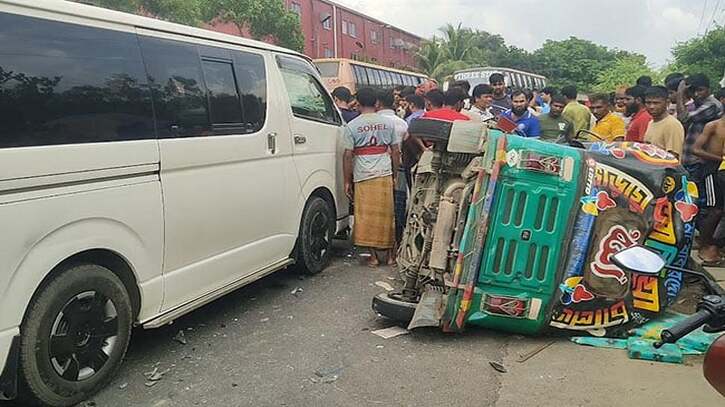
[373,117,703,337]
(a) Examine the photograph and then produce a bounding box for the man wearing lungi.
[343,87,401,267]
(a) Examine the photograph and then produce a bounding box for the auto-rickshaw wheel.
[372,292,417,324]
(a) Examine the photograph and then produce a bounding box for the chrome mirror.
[611,245,665,275]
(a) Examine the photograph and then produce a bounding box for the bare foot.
[699,245,722,265]
[367,255,380,267]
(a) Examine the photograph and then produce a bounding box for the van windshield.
[316,62,340,78]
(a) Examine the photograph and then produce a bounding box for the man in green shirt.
[561,85,591,139]
[538,94,573,141]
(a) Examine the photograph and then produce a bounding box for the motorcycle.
[612,245,725,397]
[374,117,705,338]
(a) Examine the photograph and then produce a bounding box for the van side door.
[138,32,294,310]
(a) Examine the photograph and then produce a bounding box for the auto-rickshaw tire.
[372,292,416,324]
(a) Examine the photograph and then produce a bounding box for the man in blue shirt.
[502,90,541,138]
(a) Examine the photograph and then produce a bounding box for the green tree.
[531,37,622,91]
[671,26,725,88]
[79,0,203,25]
[77,0,305,52]
[593,55,659,93]
[438,23,477,62]
[415,38,471,82]
[208,0,305,52]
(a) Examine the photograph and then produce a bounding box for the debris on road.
[374,281,394,291]
[517,340,556,363]
[173,330,187,345]
[118,382,128,390]
[489,361,507,373]
[260,317,270,322]
[143,367,170,386]
[312,367,343,384]
[291,287,304,296]
[371,326,409,339]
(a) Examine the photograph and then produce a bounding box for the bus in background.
[447,66,547,91]
[314,58,428,94]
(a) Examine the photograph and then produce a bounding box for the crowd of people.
[334,71,725,266]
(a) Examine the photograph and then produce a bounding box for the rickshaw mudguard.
[448,138,696,337]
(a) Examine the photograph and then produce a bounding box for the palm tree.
[439,23,476,62]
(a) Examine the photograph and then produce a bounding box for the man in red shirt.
[624,85,652,142]
[422,88,471,121]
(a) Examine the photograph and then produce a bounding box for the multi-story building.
[208,0,422,70]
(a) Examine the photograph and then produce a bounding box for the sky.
[335,0,724,67]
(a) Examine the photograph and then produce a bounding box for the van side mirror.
[611,245,665,275]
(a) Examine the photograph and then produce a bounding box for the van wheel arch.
[25,249,141,324]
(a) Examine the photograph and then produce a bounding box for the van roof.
[0,0,308,60]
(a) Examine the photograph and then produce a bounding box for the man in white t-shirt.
[343,87,400,266]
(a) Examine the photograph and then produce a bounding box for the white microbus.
[0,1,348,405]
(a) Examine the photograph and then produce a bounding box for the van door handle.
[267,132,277,154]
[294,135,307,144]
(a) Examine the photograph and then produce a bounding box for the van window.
[202,59,243,125]
[233,51,267,133]
[140,36,211,138]
[277,56,341,125]
[0,13,155,148]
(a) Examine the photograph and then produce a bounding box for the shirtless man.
[692,116,725,264]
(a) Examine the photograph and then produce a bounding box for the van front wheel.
[19,264,132,407]
[296,196,335,274]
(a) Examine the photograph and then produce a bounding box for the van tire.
[18,264,133,407]
[296,196,335,274]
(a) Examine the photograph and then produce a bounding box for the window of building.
[341,20,348,35]
[290,2,302,16]
[370,30,378,44]
[276,56,340,125]
[323,47,334,58]
[0,13,155,148]
[320,13,332,30]
[348,22,357,38]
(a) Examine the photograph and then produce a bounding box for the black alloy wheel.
[19,264,132,407]
[297,196,335,274]
[48,291,119,382]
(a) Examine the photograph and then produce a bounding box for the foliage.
[76,0,305,52]
[670,26,725,88]
[208,0,305,52]
[415,37,473,82]
[80,0,203,25]
[592,55,660,93]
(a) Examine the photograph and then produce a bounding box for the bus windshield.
[316,62,340,78]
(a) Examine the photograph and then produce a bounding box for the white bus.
[449,66,548,90]
[0,1,348,405]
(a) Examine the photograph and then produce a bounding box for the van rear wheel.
[18,264,132,407]
[296,196,335,274]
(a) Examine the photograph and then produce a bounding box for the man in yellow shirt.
[561,85,591,139]
[590,93,626,142]
[644,86,684,158]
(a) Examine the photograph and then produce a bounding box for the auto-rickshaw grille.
[485,182,562,284]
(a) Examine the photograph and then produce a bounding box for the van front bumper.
[0,327,20,400]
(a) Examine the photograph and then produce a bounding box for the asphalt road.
[90,243,506,407]
[7,242,722,406]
